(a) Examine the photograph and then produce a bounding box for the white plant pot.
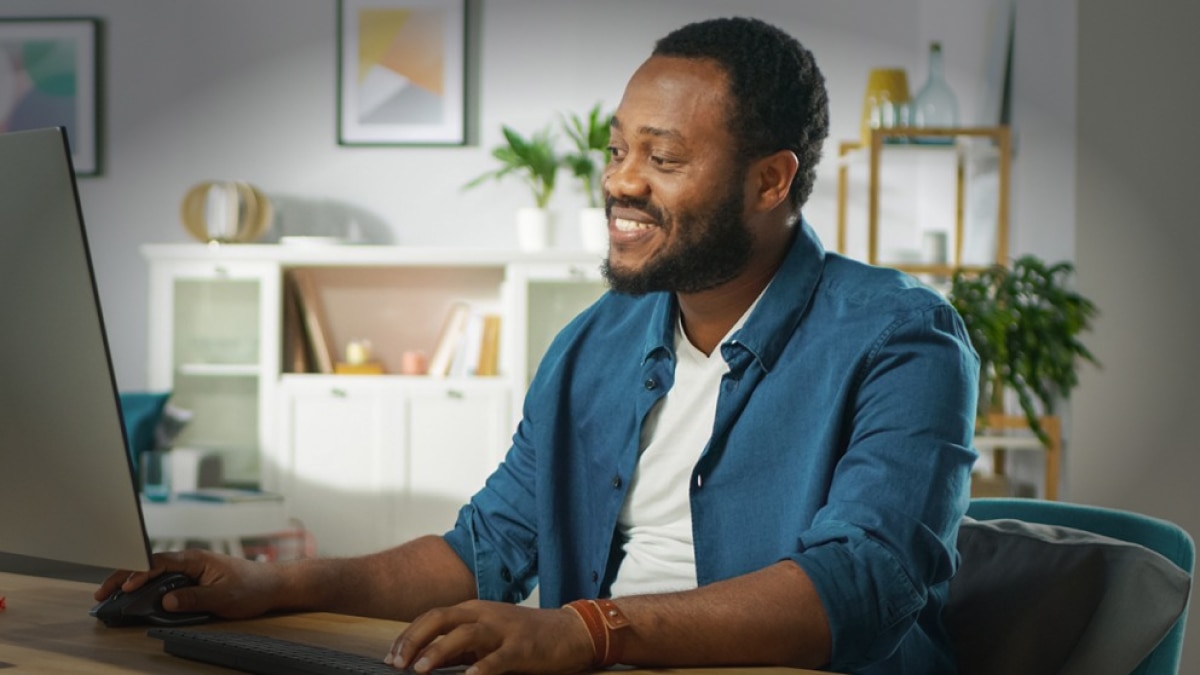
[578,207,609,253]
[515,207,554,252]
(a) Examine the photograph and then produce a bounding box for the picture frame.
[0,18,101,175]
[337,0,466,146]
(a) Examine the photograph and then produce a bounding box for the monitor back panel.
[0,127,151,572]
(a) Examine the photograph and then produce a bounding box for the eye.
[650,154,681,169]
[607,146,625,161]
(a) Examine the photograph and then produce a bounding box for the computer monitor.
[0,127,153,574]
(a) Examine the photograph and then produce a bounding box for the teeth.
[614,218,652,232]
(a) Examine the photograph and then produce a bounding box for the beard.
[601,183,753,296]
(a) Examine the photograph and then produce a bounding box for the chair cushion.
[948,516,1191,675]
[118,391,171,469]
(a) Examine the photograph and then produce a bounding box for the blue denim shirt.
[444,220,979,673]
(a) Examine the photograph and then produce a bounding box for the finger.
[121,551,201,591]
[93,569,135,600]
[408,624,488,674]
[389,606,473,670]
[159,586,202,613]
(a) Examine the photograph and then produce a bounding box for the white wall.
[1074,1,1200,671]
[3,0,1073,389]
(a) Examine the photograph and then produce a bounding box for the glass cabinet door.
[504,261,608,393]
[147,260,280,488]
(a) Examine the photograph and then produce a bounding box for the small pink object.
[400,350,428,375]
[0,595,6,611]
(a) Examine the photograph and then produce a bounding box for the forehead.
[612,55,734,144]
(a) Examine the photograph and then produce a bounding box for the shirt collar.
[636,218,826,370]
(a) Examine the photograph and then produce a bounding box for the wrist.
[563,598,632,667]
[275,558,324,611]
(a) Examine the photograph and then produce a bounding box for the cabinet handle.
[330,388,347,398]
[568,265,586,280]
[446,389,464,400]
[213,265,230,278]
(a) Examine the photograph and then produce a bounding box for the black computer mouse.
[89,571,213,627]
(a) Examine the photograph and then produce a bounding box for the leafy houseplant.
[947,255,1100,446]
[560,103,612,208]
[465,124,560,209]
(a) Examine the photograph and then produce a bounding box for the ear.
[747,150,799,213]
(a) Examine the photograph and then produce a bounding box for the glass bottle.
[912,41,959,142]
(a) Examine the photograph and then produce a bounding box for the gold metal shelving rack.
[835,125,1012,276]
[834,126,1060,500]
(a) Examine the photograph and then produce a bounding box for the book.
[451,310,486,378]
[475,314,503,376]
[175,488,284,503]
[282,272,311,374]
[427,302,471,378]
[289,269,335,374]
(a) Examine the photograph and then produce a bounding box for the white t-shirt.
[610,304,756,598]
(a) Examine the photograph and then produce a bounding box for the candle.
[345,340,371,366]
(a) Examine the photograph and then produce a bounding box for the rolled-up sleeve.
[443,414,541,605]
[790,303,978,670]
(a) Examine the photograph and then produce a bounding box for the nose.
[602,158,650,203]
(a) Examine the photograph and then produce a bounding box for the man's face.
[600,56,754,296]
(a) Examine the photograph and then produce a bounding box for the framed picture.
[0,18,101,175]
[337,0,466,146]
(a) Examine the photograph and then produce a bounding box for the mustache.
[606,195,664,225]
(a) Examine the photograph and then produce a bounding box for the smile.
[614,218,654,232]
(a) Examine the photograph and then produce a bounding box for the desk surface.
[0,571,821,674]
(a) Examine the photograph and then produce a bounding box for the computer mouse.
[89,571,213,627]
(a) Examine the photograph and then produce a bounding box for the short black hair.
[653,16,829,212]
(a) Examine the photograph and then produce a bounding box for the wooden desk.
[0,572,821,674]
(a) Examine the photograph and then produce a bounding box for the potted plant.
[465,124,560,250]
[560,103,612,252]
[947,255,1100,446]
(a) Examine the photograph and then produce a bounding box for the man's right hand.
[94,549,284,619]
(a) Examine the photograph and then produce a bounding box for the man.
[98,16,978,674]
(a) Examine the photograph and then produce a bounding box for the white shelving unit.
[143,243,607,555]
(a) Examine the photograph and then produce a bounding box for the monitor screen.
[0,127,153,574]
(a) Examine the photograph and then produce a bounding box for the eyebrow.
[611,115,684,142]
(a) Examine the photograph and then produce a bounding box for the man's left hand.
[386,599,595,674]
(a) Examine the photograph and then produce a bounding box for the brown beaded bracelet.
[564,598,631,667]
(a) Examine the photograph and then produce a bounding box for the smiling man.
[99,16,978,675]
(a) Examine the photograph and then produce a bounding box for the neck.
[676,230,792,356]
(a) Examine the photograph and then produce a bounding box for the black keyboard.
[147,627,398,674]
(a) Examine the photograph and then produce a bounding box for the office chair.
[950,498,1194,675]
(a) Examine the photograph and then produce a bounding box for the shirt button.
[591,571,599,583]
[500,567,512,582]
[611,475,622,489]
[644,379,657,390]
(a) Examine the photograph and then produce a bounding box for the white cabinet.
[272,376,511,556]
[504,262,609,397]
[143,244,604,556]
[145,258,280,485]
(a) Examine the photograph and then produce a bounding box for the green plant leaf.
[559,103,612,208]
[463,124,561,209]
[948,255,1100,447]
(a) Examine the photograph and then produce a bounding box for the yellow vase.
[861,68,911,143]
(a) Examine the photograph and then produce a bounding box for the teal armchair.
[951,498,1194,675]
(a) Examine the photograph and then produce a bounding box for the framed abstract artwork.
[337,0,466,146]
[0,18,101,175]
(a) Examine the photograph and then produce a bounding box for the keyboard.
[147,627,399,674]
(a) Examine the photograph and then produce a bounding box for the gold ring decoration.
[181,181,274,243]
